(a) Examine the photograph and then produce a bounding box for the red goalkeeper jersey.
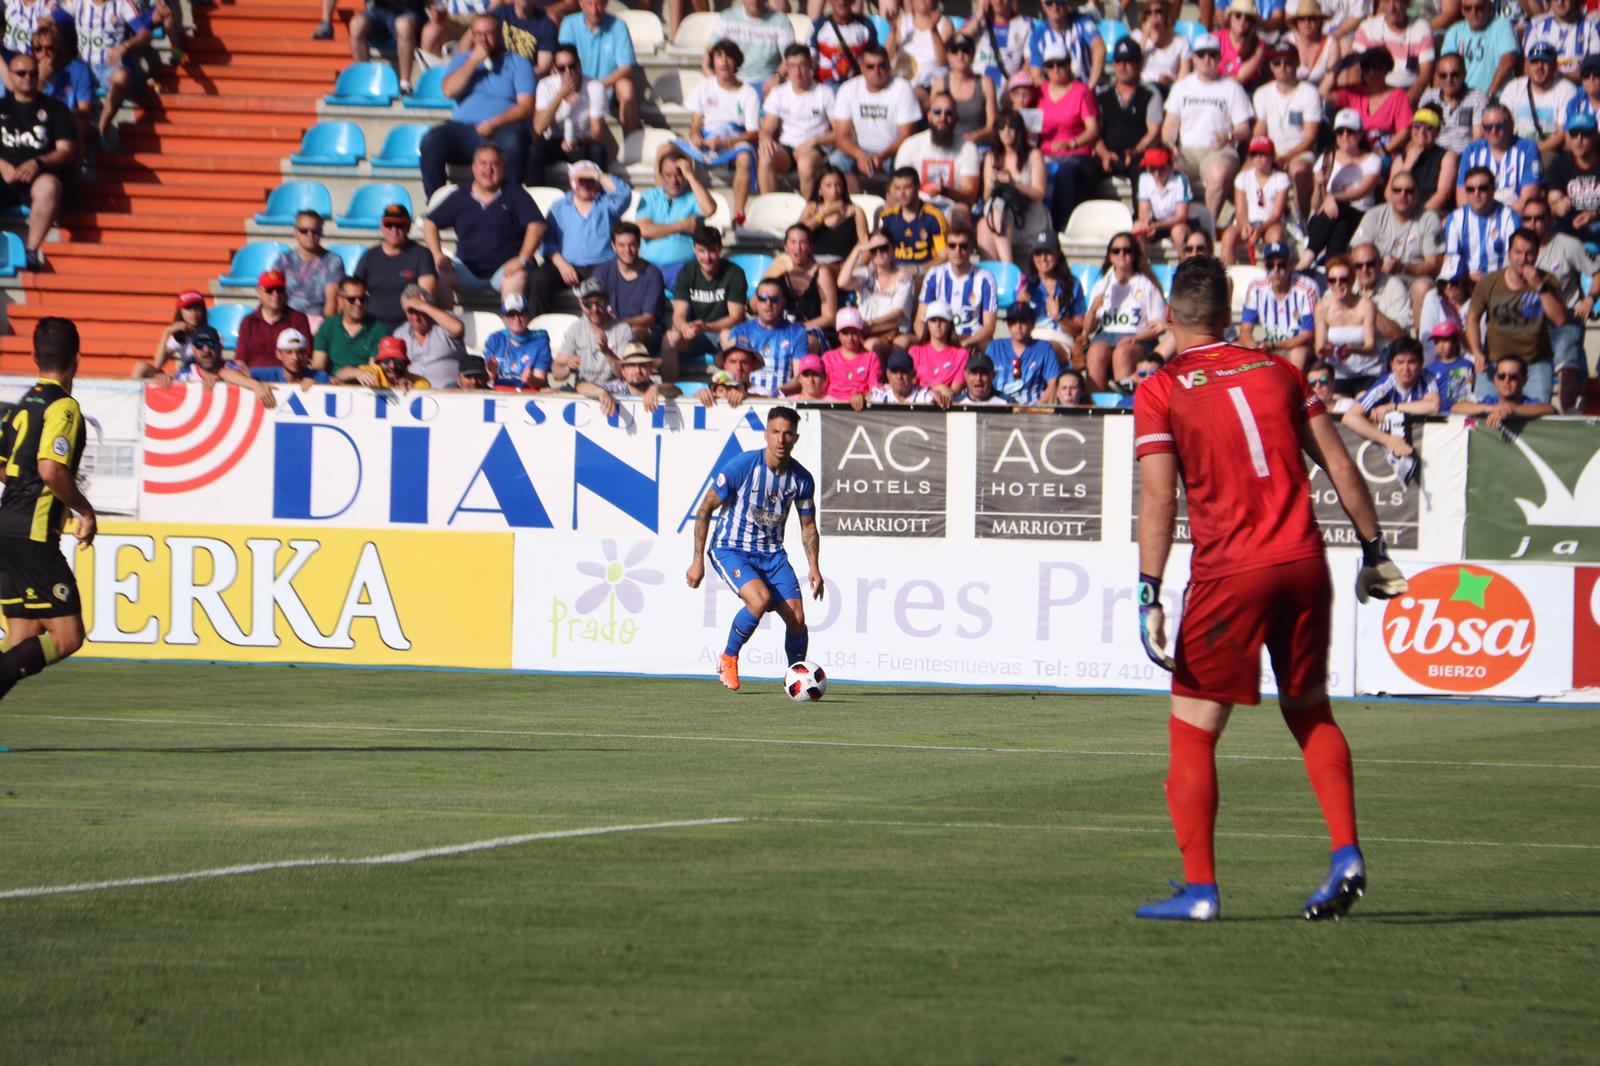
[1134,342,1327,581]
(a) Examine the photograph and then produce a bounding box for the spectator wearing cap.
[724,276,809,388]
[829,43,922,194]
[930,36,997,151]
[592,221,667,345]
[975,109,1051,264]
[1036,42,1101,234]
[145,290,210,379]
[1466,226,1566,404]
[1135,144,1194,259]
[1353,0,1435,101]
[1417,259,1474,361]
[1161,33,1253,232]
[1331,48,1413,156]
[1570,54,1600,127]
[424,142,544,311]
[1252,39,1322,218]
[577,342,681,416]
[1216,0,1266,86]
[529,44,608,184]
[1002,72,1041,137]
[457,356,492,391]
[1029,0,1102,89]
[272,210,342,327]
[1547,110,1600,247]
[701,367,747,406]
[936,351,1008,406]
[531,158,632,315]
[0,49,77,272]
[1221,138,1287,264]
[660,225,746,377]
[1391,107,1458,214]
[483,293,554,389]
[419,13,535,200]
[235,270,314,371]
[1441,0,1517,97]
[355,204,439,332]
[350,0,424,98]
[881,166,949,271]
[1422,320,1476,412]
[1015,232,1085,339]
[1352,171,1444,323]
[893,90,981,223]
[1094,38,1162,194]
[248,328,332,390]
[635,150,716,291]
[1452,355,1558,426]
[1284,0,1341,91]
[1502,42,1578,161]
[1297,108,1381,267]
[1523,199,1599,411]
[393,284,467,388]
[985,303,1060,404]
[908,299,966,390]
[339,335,433,391]
[1526,0,1600,83]
[851,350,937,409]
[1238,241,1317,368]
[821,307,884,401]
[793,354,830,401]
[557,0,638,135]
[1418,53,1488,156]
[1442,166,1522,280]
[915,223,998,351]
[836,231,916,355]
[554,276,634,388]
[1131,2,1190,89]
[1456,102,1542,213]
[314,278,390,377]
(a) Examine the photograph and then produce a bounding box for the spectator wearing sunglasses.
[1238,242,1316,369]
[724,277,810,389]
[1388,107,1457,215]
[1442,165,1521,280]
[1030,0,1103,89]
[1450,355,1556,426]
[1352,171,1445,325]
[1523,198,1599,411]
[829,42,921,192]
[1525,0,1600,83]
[914,223,998,351]
[893,91,981,223]
[1303,358,1352,415]
[529,45,608,182]
[354,203,439,331]
[272,210,343,326]
[314,279,390,377]
[1549,109,1600,244]
[1440,0,1517,97]
[1499,41,1577,161]
[30,23,92,150]
[235,270,314,371]
[985,303,1060,404]
[1417,54,1487,155]
[1567,53,1600,128]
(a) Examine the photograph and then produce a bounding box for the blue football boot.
[1304,845,1366,921]
[1136,880,1221,921]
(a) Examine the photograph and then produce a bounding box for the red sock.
[1282,700,1359,851]
[1165,715,1220,885]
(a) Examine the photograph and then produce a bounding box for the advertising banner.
[0,375,143,516]
[974,413,1103,540]
[1355,561,1573,698]
[1464,420,1600,562]
[818,409,946,537]
[72,521,514,668]
[1309,425,1421,549]
[513,534,1360,696]
[1575,568,1600,691]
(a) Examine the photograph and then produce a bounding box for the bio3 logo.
[1383,565,1535,691]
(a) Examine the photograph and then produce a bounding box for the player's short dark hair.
[33,317,79,372]
[1509,226,1539,252]
[1167,255,1230,333]
[1388,336,1423,364]
[767,405,801,428]
[710,39,744,66]
[890,166,919,185]
[1463,164,1494,188]
[692,224,723,249]
[611,220,642,242]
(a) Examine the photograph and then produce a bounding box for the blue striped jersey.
[920,265,999,339]
[1456,137,1544,203]
[710,449,816,554]
[1525,12,1600,78]
[1240,276,1317,342]
[1442,202,1521,277]
[1358,371,1439,413]
[65,0,139,69]
[1029,14,1097,82]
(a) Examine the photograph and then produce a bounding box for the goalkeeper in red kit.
[1132,256,1407,922]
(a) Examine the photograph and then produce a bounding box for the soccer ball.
[784,660,828,701]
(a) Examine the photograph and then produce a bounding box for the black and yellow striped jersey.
[0,379,86,544]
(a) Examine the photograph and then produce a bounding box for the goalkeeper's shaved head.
[1167,255,1231,338]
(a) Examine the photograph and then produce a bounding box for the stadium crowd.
[154,0,1600,421]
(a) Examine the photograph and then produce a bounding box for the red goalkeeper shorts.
[1173,554,1332,706]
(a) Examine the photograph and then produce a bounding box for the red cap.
[377,336,408,362]
[175,290,206,310]
[1248,137,1276,155]
[1140,145,1172,168]
[258,269,286,289]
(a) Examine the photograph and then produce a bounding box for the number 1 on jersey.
[1227,387,1271,479]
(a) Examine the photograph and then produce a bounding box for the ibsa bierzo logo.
[1382,564,1535,692]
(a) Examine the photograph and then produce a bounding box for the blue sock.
[724,607,760,658]
[784,626,808,665]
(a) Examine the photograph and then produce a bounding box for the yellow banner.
[65,522,513,668]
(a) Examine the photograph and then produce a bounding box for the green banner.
[1465,420,1600,561]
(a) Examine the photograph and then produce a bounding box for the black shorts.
[0,537,81,619]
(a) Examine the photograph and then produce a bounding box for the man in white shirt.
[893,90,981,224]
[828,42,923,192]
[1500,40,1577,158]
[529,44,608,181]
[1161,34,1253,229]
[759,44,837,197]
[1252,40,1322,218]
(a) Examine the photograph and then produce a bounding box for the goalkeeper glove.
[1355,531,1408,604]
[1137,574,1175,672]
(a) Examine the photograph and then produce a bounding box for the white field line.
[754,817,1600,852]
[5,713,1600,772]
[0,818,746,901]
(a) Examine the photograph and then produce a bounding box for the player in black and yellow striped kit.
[0,318,96,722]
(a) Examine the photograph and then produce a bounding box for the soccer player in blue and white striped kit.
[685,407,825,691]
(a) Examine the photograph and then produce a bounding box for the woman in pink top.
[1333,50,1413,156]
[909,299,966,388]
[1217,0,1266,88]
[1037,51,1100,233]
[822,307,884,400]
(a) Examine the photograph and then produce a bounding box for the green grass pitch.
[1,662,1597,1065]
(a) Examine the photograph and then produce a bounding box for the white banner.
[0,375,142,515]
[1355,560,1574,698]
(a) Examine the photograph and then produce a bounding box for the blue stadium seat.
[980,260,1022,308]
[1100,18,1129,47]
[1150,262,1175,294]
[402,66,451,109]
[1174,19,1207,44]
[290,121,366,168]
[868,13,891,44]
[336,183,413,229]
[324,61,400,107]
[327,242,367,275]
[219,241,291,288]
[729,253,773,290]
[1071,263,1101,298]
[369,123,430,170]
[255,181,333,227]
[210,303,251,350]
[948,14,964,30]
[0,231,25,278]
